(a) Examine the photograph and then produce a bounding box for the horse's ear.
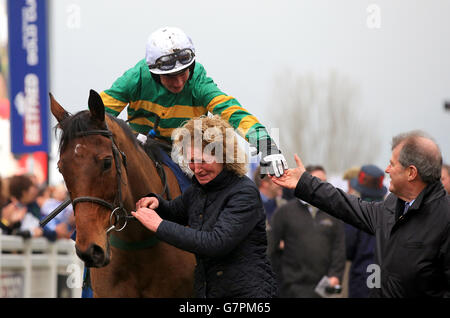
[49,93,69,123]
[88,89,105,123]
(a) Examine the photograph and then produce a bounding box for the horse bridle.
[70,124,131,234]
[40,118,172,234]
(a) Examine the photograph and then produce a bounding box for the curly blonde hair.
[171,115,248,177]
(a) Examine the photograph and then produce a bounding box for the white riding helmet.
[145,27,196,75]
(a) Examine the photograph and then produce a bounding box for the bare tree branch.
[271,69,381,174]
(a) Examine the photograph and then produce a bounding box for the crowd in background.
[1,160,449,298]
[0,173,74,241]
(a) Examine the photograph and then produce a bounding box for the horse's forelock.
[57,111,92,152]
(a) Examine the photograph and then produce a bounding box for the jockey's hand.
[259,139,288,177]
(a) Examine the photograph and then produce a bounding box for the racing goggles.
[148,49,195,72]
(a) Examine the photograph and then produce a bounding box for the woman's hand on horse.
[131,207,162,232]
[136,196,159,210]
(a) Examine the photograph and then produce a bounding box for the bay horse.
[50,89,195,297]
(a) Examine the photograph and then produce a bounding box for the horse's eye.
[103,158,112,170]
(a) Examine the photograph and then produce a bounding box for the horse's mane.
[56,111,168,164]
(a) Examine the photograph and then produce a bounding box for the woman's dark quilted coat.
[153,168,278,298]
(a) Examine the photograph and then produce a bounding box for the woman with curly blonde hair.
[171,115,248,177]
[133,115,278,298]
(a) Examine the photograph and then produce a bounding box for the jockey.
[100,26,287,184]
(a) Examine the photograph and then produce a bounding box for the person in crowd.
[100,26,287,190]
[253,166,285,227]
[441,163,450,194]
[270,130,450,297]
[4,174,42,238]
[341,166,362,297]
[345,165,387,298]
[0,176,5,207]
[270,165,346,297]
[38,184,75,241]
[253,166,286,291]
[24,173,43,220]
[0,176,27,235]
[132,115,278,298]
[342,166,361,195]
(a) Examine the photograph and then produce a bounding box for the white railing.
[0,233,83,298]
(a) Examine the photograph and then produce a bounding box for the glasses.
[148,48,195,71]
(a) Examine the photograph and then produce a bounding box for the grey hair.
[391,130,442,184]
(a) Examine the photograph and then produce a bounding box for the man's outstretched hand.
[269,154,306,189]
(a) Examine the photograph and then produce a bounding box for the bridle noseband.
[71,125,131,234]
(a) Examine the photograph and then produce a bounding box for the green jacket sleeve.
[192,64,271,150]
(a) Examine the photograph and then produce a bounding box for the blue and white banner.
[8,0,49,154]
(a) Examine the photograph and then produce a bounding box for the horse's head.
[50,90,126,268]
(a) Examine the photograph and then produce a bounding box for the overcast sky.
[43,0,450,183]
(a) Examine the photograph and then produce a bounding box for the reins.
[126,112,172,201]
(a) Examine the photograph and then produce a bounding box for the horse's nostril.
[76,244,108,268]
[90,244,105,262]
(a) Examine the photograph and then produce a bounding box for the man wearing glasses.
[100,26,287,183]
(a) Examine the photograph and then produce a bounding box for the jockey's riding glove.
[258,138,288,178]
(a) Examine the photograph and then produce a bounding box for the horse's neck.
[124,145,167,207]
[109,122,177,209]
